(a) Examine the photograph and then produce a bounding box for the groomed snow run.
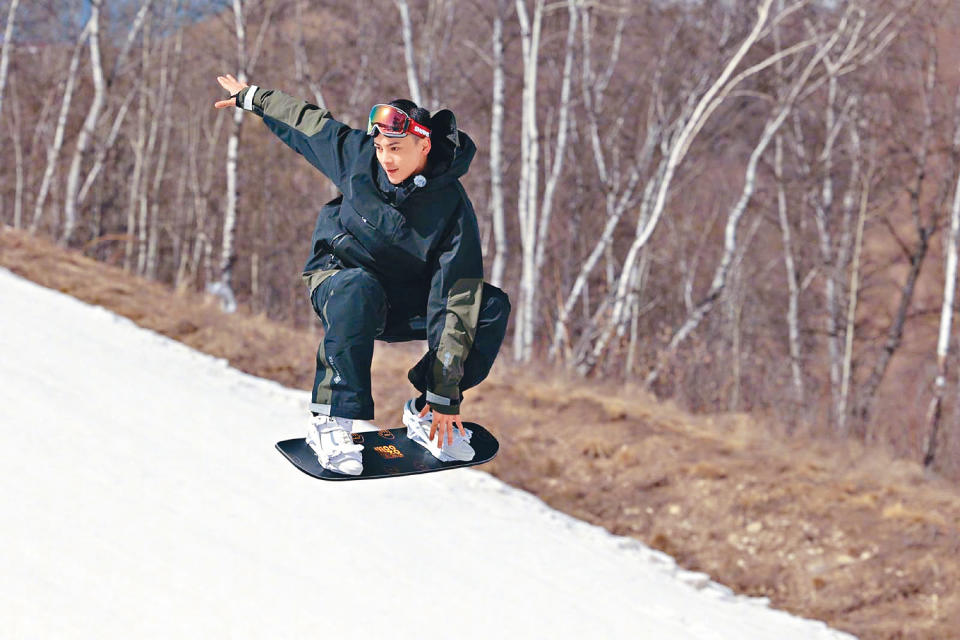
[0,268,856,640]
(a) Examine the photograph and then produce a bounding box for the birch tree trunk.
[124,53,147,271]
[62,0,106,245]
[179,120,203,288]
[533,0,578,303]
[512,0,544,362]
[925,174,960,467]
[489,0,508,288]
[145,23,180,279]
[838,168,868,436]
[7,79,24,229]
[774,133,805,407]
[211,0,249,313]
[77,84,136,207]
[812,73,846,426]
[0,0,20,120]
[172,124,191,288]
[107,0,154,87]
[924,91,960,468]
[184,111,225,288]
[209,0,275,311]
[30,22,90,234]
[395,0,423,105]
[771,0,804,410]
[77,0,153,208]
[293,0,326,107]
[137,19,159,275]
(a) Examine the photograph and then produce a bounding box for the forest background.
[3,0,960,478]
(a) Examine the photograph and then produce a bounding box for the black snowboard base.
[276,422,498,481]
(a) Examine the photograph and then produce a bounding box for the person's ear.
[422,137,432,157]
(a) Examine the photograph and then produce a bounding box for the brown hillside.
[2,226,958,640]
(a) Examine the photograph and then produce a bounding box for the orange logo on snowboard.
[374,445,404,459]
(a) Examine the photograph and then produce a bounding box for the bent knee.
[336,269,386,300]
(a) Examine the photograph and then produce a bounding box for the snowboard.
[276,422,498,481]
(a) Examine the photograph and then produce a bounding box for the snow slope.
[0,268,856,640]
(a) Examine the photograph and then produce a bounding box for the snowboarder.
[214,74,510,476]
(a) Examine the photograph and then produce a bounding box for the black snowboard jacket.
[235,85,484,415]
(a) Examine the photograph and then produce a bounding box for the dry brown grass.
[3,226,960,639]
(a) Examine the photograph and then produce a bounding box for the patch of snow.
[0,268,856,639]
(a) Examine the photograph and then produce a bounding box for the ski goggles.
[367,104,431,139]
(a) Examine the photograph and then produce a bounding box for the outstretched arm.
[214,73,367,189]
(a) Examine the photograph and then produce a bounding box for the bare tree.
[61,0,106,245]
[210,0,275,312]
[924,89,960,468]
[293,0,327,107]
[30,21,91,234]
[549,4,652,363]
[512,0,545,361]
[208,0,251,313]
[0,0,20,121]
[180,111,226,290]
[641,10,849,388]
[124,14,152,272]
[838,133,870,435]
[488,0,509,288]
[531,0,578,341]
[6,75,24,229]
[572,0,792,374]
[395,0,423,105]
[852,30,943,437]
[143,14,182,279]
[606,0,781,337]
[774,132,806,408]
[76,86,136,208]
[77,0,154,209]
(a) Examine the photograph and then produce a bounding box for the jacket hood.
[427,129,476,187]
[425,107,473,186]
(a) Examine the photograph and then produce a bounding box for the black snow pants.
[308,267,511,420]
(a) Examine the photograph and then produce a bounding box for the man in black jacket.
[215,74,510,475]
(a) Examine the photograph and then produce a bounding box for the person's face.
[374,133,430,184]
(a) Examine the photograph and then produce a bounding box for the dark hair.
[387,98,454,175]
[388,99,432,131]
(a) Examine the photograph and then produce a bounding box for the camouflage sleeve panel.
[430,277,483,415]
[234,85,366,188]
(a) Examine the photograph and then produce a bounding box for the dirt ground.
[3,226,959,639]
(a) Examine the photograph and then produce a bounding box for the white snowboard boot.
[402,398,474,462]
[306,415,364,476]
